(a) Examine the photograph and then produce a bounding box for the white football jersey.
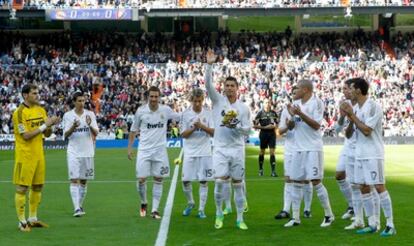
[180,107,213,157]
[63,109,98,158]
[279,107,295,154]
[292,95,324,151]
[130,104,180,151]
[354,98,384,160]
[205,64,251,148]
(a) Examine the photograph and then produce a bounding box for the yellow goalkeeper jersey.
[13,103,47,161]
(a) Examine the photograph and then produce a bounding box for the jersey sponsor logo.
[74,126,90,133]
[147,122,164,129]
[30,120,45,128]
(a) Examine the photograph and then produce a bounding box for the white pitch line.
[155,164,180,246]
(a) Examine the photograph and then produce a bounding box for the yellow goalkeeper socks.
[15,192,26,222]
[29,189,42,219]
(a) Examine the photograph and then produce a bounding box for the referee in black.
[253,99,279,177]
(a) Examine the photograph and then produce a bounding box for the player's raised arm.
[205,50,220,104]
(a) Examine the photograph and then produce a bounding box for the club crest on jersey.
[294,115,302,123]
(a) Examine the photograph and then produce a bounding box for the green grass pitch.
[0,145,413,245]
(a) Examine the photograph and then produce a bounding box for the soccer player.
[335,81,365,229]
[63,92,99,217]
[284,80,334,228]
[128,86,180,219]
[253,98,278,177]
[12,84,60,232]
[340,78,396,237]
[180,88,214,219]
[275,86,313,220]
[205,50,251,230]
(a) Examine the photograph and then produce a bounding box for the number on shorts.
[371,171,377,181]
[160,166,169,175]
[86,169,94,177]
[205,169,213,178]
[313,167,318,176]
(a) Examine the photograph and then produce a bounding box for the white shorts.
[213,147,245,180]
[67,156,94,180]
[283,153,293,178]
[136,147,169,178]
[336,154,348,172]
[290,151,324,181]
[354,159,385,185]
[182,156,213,182]
[345,155,356,183]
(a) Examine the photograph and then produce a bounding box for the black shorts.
[259,131,276,149]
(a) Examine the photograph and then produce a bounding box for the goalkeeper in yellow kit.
[12,84,60,232]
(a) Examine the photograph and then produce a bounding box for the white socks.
[137,181,147,204]
[283,182,293,212]
[303,182,313,212]
[214,179,225,216]
[337,179,353,207]
[223,180,232,210]
[314,183,333,217]
[152,181,163,212]
[379,190,394,228]
[70,183,80,210]
[182,182,194,205]
[233,182,245,222]
[199,183,208,212]
[291,183,304,221]
[351,184,364,223]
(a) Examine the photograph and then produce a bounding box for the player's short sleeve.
[312,99,324,124]
[14,106,29,134]
[364,102,382,130]
[90,111,99,131]
[279,108,288,130]
[166,106,180,122]
[179,111,190,134]
[130,109,141,132]
[62,113,71,134]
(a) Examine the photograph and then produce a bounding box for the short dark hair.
[344,79,353,86]
[225,76,238,87]
[147,86,161,95]
[21,84,38,95]
[349,78,369,95]
[72,91,84,102]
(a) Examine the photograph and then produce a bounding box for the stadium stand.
[1,30,413,138]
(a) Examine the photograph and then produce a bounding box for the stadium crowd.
[1,0,414,9]
[0,29,413,138]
